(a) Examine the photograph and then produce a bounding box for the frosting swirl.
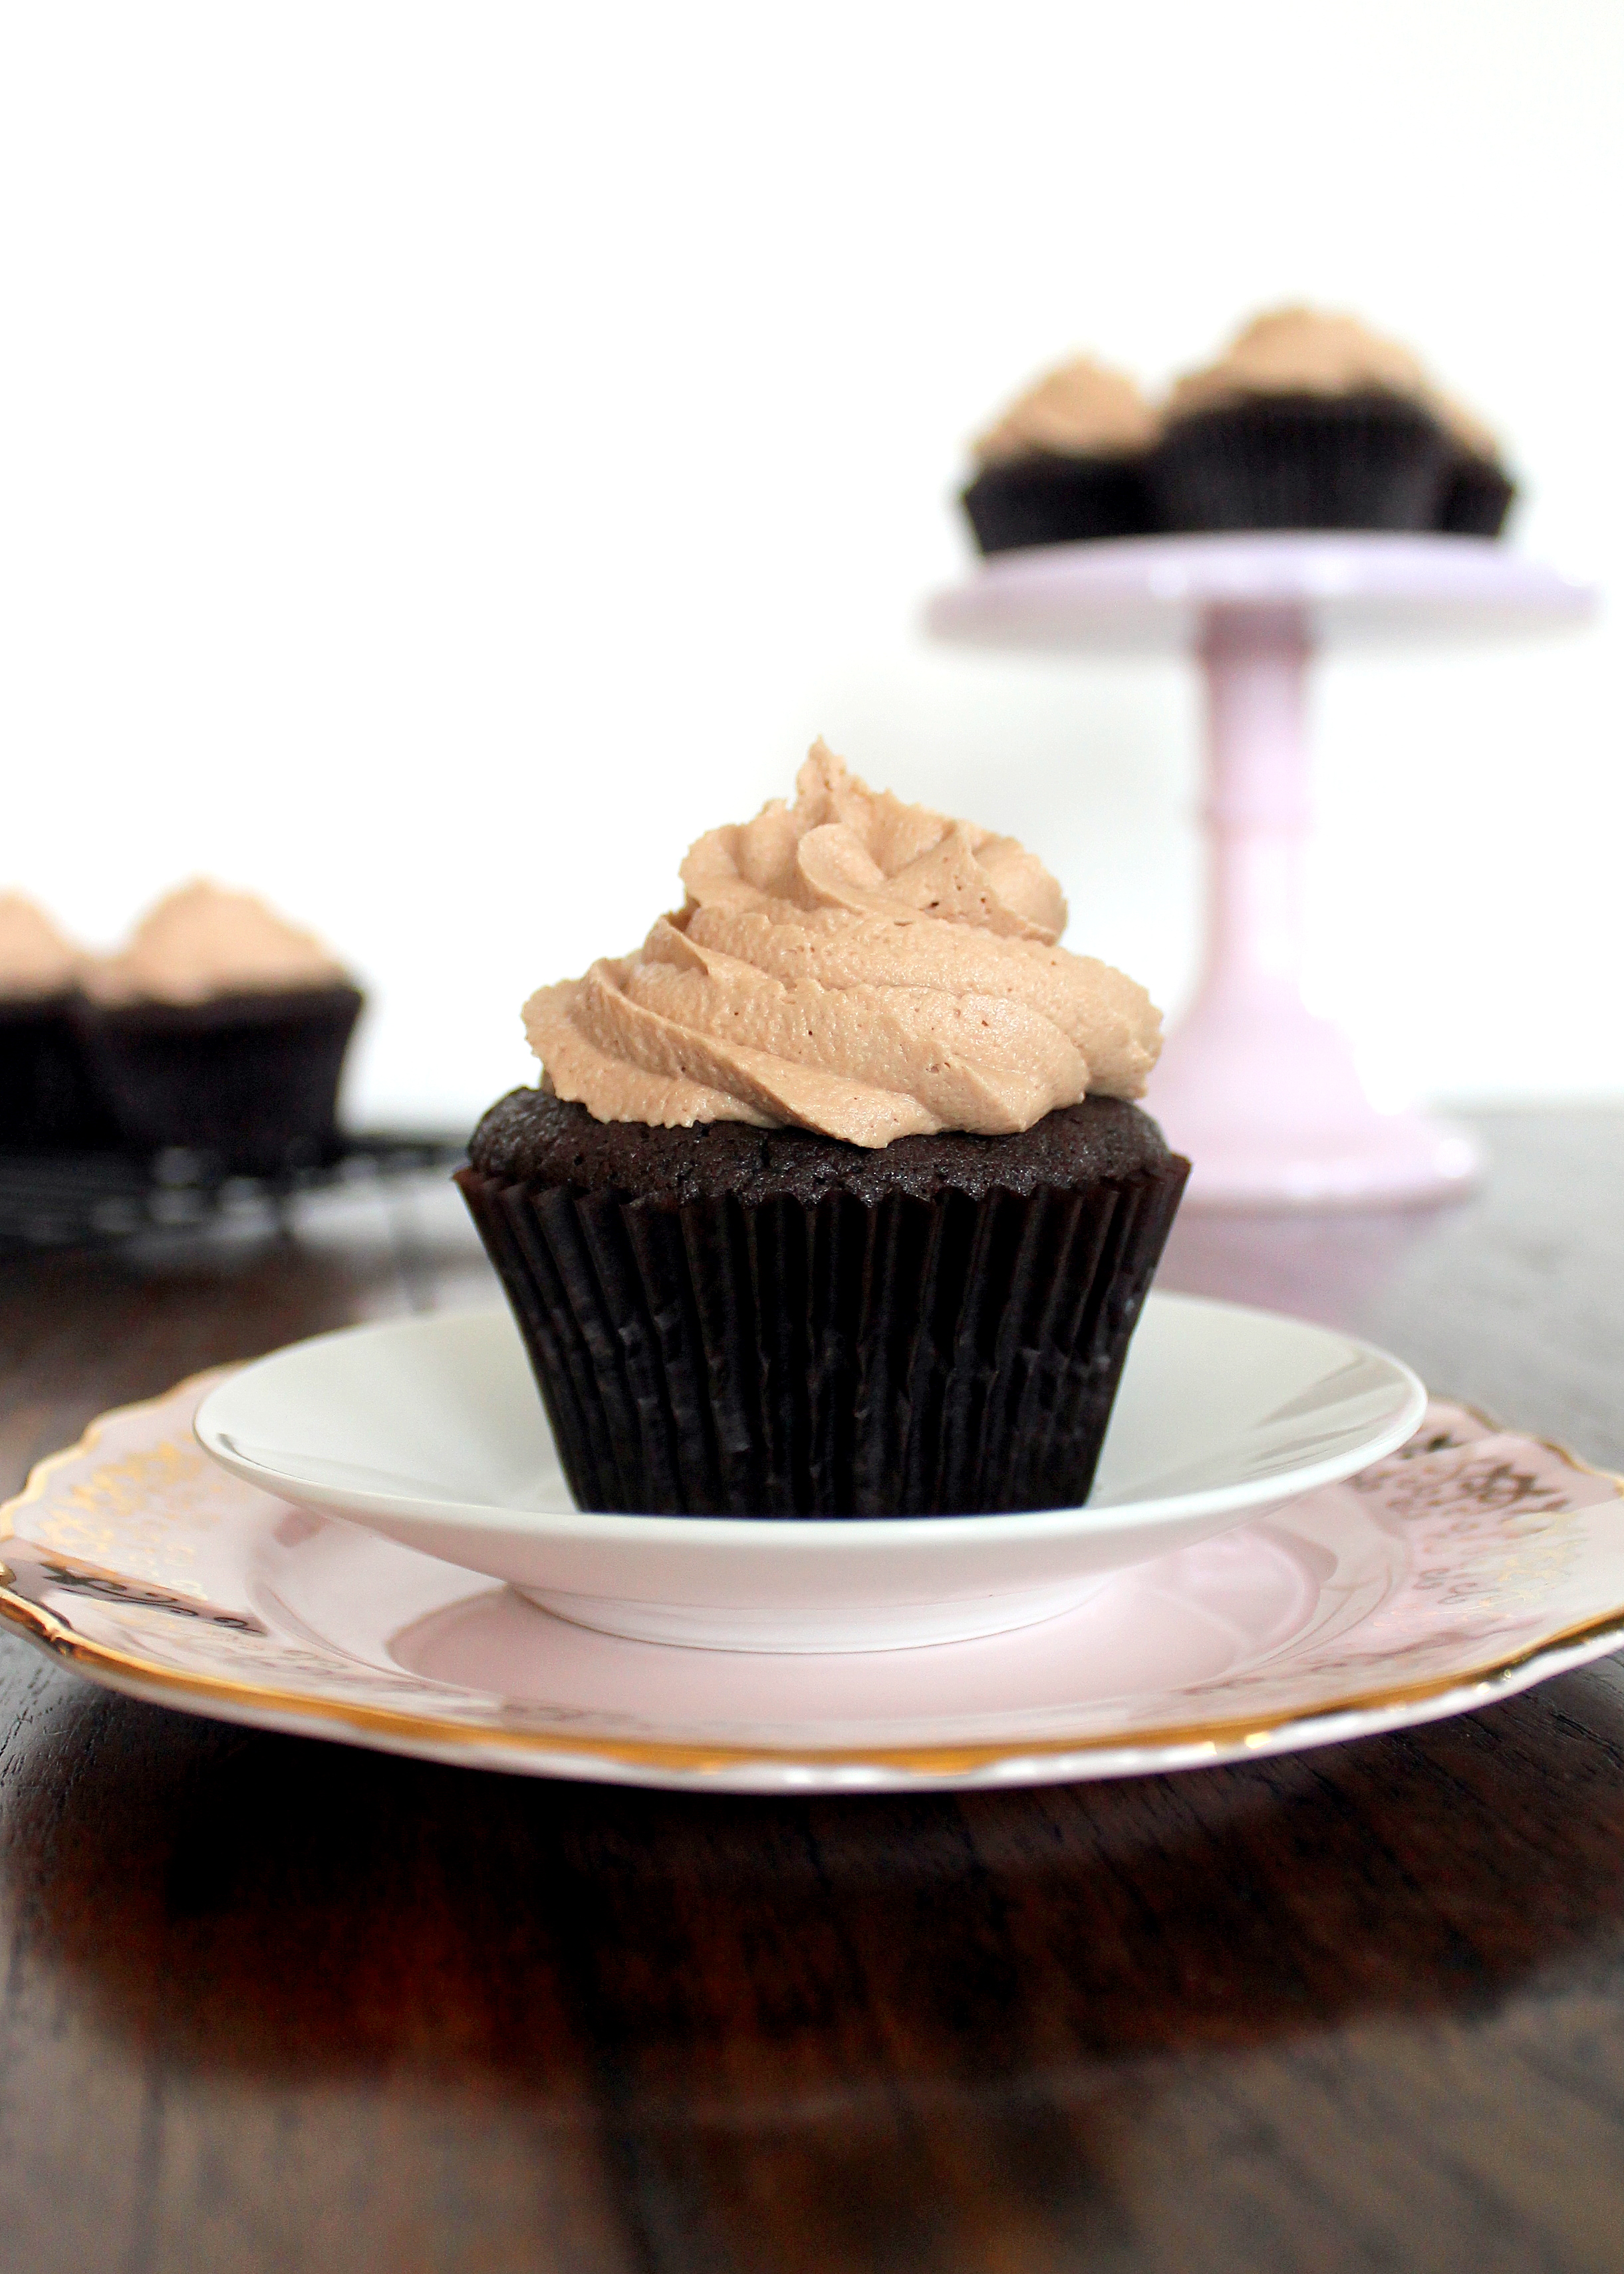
[1169,306,1432,416]
[1170,305,1506,464]
[523,743,1162,1149]
[86,881,350,1005]
[0,894,80,998]
[974,356,1157,466]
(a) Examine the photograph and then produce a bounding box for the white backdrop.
[1,2,1618,1129]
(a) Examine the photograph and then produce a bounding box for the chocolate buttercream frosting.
[0,895,80,1000]
[1169,306,1433,415]
[86,881,350,1006]
[523,742,1164,1149]
[974,356,1157,466]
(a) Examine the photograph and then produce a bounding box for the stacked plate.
[5,1293,1622,1792]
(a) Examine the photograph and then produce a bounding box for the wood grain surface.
[2,1113,1623,2274]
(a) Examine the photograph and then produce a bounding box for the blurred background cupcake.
[960,356,1158,555]
[1430,390,1518,537]
[1148,307,1460,533]
[77,882,364,1174]
[0,894,116,1153]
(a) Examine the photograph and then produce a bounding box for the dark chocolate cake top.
[467,1086,1180,1208]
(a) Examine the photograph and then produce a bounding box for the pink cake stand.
[926,533,1597,1211]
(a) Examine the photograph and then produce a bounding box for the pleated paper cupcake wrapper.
[960,454,1154,555]
[0,999,120,1151]
[457,1159,1190,1519]
[72,986,363,1171]
[1438,453,1516,537]
[1147,394,1454,534]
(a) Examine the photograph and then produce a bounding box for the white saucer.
[3,1373,1622,1793]
[191,1296,1424,1653]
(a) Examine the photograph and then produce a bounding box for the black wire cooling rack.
[0,1133,468,1252]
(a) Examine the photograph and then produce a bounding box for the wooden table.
[2,1110,1622,2274]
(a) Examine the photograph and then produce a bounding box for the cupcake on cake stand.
[928,532,1596,1210]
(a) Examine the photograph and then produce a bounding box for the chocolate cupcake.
[0,895,116,1151]
[458,742,1188,1519]
[961,356,1157,554]
[1432,392,1518,538]
[1148,307,1456,533]
[78,883,363,1173]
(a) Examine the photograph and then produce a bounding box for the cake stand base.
[1149,992,1482,1211]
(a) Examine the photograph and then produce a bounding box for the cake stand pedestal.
[927,533,1596,1211]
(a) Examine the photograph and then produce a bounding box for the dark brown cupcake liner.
[457,1151,1189,1519]
[1147,393,1454,533]
[74,984,363,1173]
[0,995,119,1152]
[1437,452,1516,538]
[961,453,1153,555]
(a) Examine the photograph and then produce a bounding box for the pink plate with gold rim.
[2,1369,1623,1792]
